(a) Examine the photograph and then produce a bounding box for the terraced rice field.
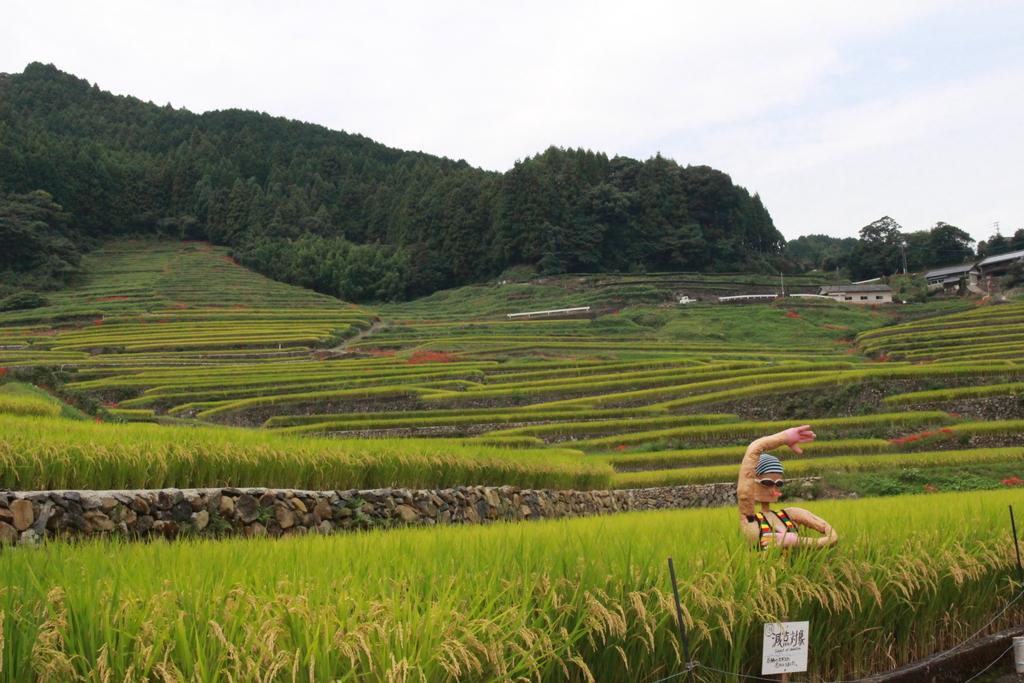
[1,242,1022,492]
[0,241,374,367]
[2,242,1024,680]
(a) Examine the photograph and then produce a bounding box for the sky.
[3,0,1023,244]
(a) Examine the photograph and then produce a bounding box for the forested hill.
[0,62,783,302]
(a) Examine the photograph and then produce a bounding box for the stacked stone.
[0,479,820,545]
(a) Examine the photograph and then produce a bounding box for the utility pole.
[779,272,785,297]
[900,241,908,275]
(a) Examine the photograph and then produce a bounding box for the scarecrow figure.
[738,425,838,549]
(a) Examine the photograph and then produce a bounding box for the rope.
[647,670,688,683]
[648,588,1024,683]
[647,661,697,683]
[944,587,1024,655]
[961,643,1014,683]
[694,662,883,683]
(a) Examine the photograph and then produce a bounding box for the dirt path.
[328,319,387,353]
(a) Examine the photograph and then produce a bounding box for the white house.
[818,284,893,304]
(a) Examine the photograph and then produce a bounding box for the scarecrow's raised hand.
[781,424,816,455]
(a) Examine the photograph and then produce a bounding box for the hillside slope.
[1,62,782,301]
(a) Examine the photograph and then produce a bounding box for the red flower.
[890,429,950,445]
[1001,476,1024,487]
[615,444,628,452]
[408,351,456,364]
[923,484,938,493]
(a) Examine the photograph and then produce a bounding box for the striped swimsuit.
[748,510,798,550]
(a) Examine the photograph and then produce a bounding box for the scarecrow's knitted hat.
[755,453,784,475]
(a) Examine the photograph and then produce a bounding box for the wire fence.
[650,580,1024,683]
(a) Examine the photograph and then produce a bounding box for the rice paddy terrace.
[2,241,1024,680]
[5,241,1020,493]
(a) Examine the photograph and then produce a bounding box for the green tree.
[783,234,857,271]
[981,231,1010,257]
[927,222,975,266]
[848,216,903,279]
[0,63,788,301]
[0,190,79,288]
[901,230,932,272]
[1010,228,1024,252]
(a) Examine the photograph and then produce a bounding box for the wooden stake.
[667,557,696,683]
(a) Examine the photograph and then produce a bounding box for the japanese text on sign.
[762,621,809,674]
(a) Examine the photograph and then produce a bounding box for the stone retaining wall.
[0,479,820,545]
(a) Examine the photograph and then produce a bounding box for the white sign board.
[762,621,809,674]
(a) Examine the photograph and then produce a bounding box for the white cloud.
[2,0,1021,242]
[689,67,1024,241]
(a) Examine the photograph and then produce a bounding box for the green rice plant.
[0,413,609,490]
[69,360,495,392]
[463,361,857,396]
[884,382,1024,405]
[575,411,951,450]
[483,413,740,439]
[190,385,452,420]
[0,490,1020,681]
[944,419,1024,437]
[641,363,1024,411]
[0,382,75,419]
[877,420,1024,448]
[270,406,658,435]
[856,303,1024,342]
[104,407,158,422]
[515,371,840,411]
[906,340,1024,360]
[262,404,601,428]
[868,335,1024,360]
[54,334,331,352]
[593,438,895,471]
[0,350,91,366]
[610,446,1024,487]
[165,399,233,415]
[111,371,488,408]
[0,392,61,417]
[482,357,708,383]
[446,366,861,410]
[858,323,1024,352]
[458,435,548,448]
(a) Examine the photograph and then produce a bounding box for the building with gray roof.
[818,283,893,304]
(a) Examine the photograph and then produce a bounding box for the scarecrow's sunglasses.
[756,479,785,488]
